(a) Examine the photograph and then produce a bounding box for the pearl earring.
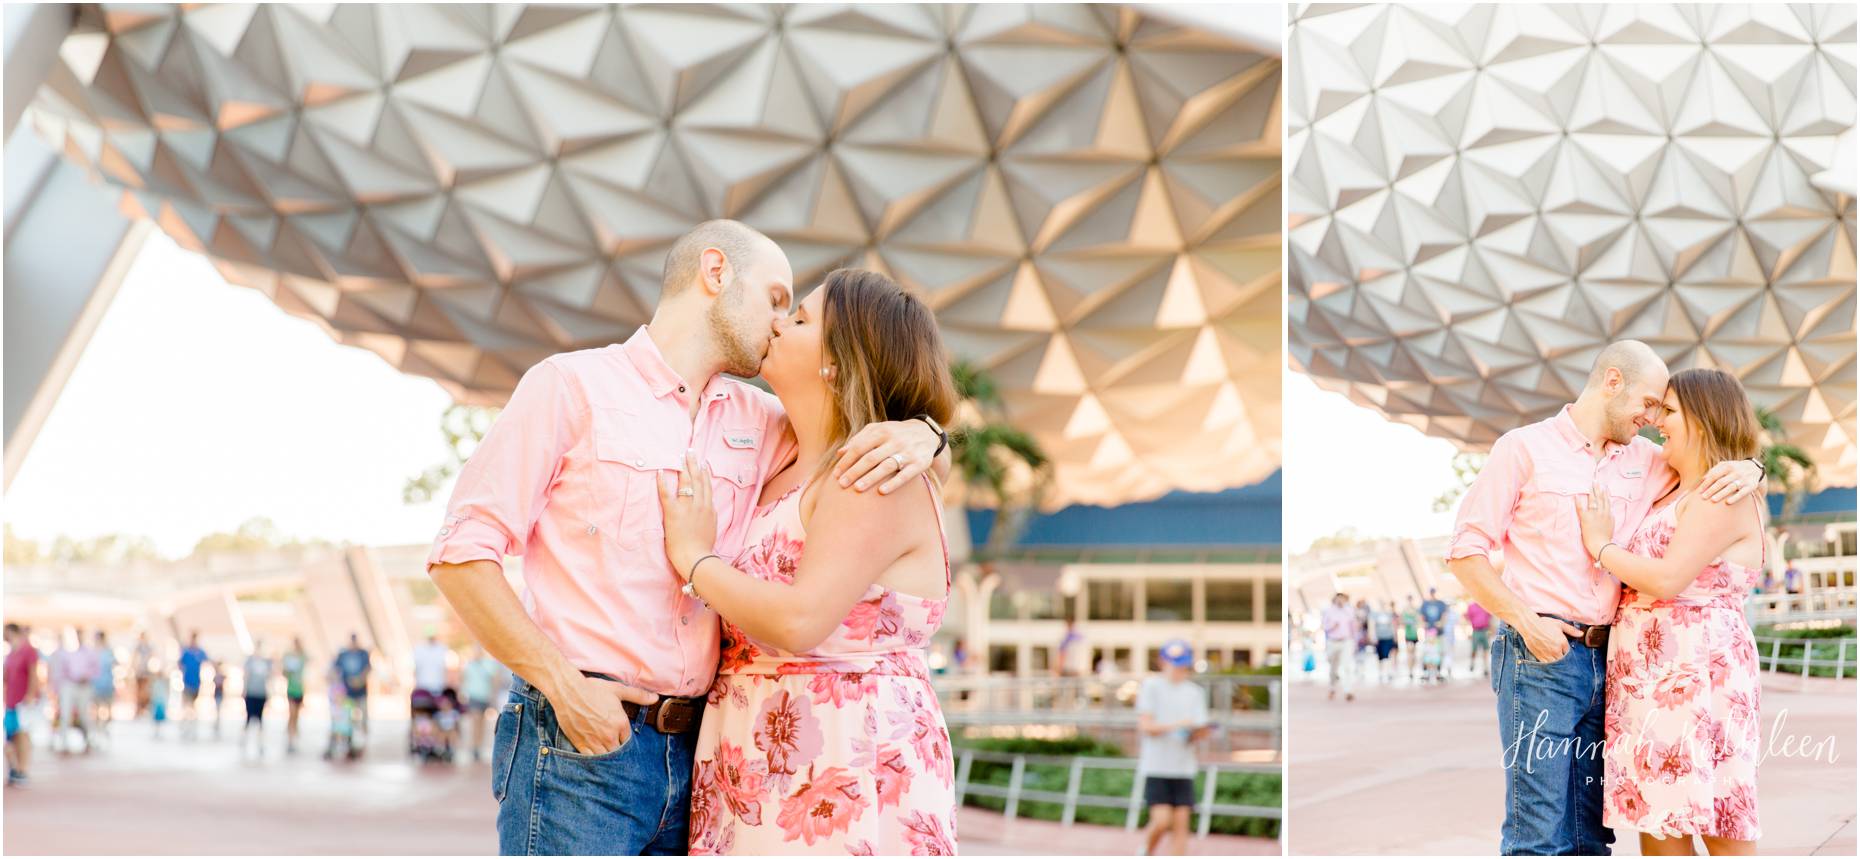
[820,367,830,379]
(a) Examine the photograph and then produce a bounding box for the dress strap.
[1751,492,1767,567]
[922,473,951,593]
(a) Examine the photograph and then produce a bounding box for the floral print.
[1603,496,1761,841]
[690,476,959,855]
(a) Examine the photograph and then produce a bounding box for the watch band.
[912,414,948,458]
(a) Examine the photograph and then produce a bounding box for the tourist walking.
[281,639,307,754]
[241,643,274,757]
[56,628,97,753]
[91,630,116,742]
[177,632,207,740]
[5,624,41,786]
[1320,593,1356,701]
[1400,596,1421,681]
[1370,600,1399,684]
[1465,601,1492,676]
[132,632,155,718]
[210,659,228,739]
[1137,640,1212,856]
[333,634,372,744]
[458,646,500,762]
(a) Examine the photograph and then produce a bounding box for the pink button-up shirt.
[427,328,795,697]
[1446,406,1677,625]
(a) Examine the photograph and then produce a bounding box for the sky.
[1280,371,1464,553]
[6,233,457,558]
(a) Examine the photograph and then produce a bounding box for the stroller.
[324,692,363,761]
[409,688,456,762]
[1421,629,1446,684]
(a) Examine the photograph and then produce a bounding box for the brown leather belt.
[621,696,702,734]
[1580,624,1610,649]
[584,672,703,735]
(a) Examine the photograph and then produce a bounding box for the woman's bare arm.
[658,453,927,652]
[1585,491,1753,600]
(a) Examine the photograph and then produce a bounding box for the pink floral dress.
[1602,492,1761,841]
[689,475,958,855]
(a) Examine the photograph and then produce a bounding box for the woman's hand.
[1576,483,1614,560]
[656,450,717,579]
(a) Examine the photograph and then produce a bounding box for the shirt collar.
[619,327,735,402]
[1552,404,1624,457]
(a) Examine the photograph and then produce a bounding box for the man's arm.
[428,560,652,752]
[1442,433,1581,663]
[424,361,653,756]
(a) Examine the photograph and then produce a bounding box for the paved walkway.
[2,717,1273,856]
[1286,668,1856,855]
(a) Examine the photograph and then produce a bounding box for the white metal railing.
[932,674,1281,753]
[952,748,1281,840]
[1745,587,1857,626]
[1753,634,1856,680]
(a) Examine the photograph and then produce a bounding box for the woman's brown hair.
[816,268,957,480]
[1667,368,1759,471]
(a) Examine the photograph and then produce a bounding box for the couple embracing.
[1449,340,1770,856]
[428,220,960,855]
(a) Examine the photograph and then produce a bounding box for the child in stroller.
[409,687,459,762]
[324,682,361,760]
[1421,627,1446,684]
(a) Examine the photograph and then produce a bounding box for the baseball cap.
[1160,639,1194,668]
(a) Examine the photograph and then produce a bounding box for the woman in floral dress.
[660,268,959,855]
[1577,368,1765,855]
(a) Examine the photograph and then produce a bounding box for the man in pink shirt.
[427,220,947,855]
[1445,340,1761,855]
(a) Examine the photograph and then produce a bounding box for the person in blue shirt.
[333,633,372,744]
[176,631,207,741]
[1419,588,1448,635]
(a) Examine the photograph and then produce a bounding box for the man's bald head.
[1586,340,1665,390]
[661,219,780,298]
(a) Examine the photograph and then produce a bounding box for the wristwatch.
[912,414,948,458]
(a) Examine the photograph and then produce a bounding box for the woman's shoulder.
[803,472,940,537]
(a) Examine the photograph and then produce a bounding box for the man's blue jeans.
[1491,620,1613,855]
[491,675,698,855]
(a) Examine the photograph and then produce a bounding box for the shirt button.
[679,385,686,393]
[635,458,645,467]
[438,527,450,536]
[587,524,597,536]
[681,615,689,625]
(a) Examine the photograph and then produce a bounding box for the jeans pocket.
[490,702,522,803]
[545,733,632,763]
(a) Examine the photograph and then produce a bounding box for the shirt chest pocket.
[1527,469,1638,536]
[590,409,681,550]
[588,411,764,555]
[705,431,762,557]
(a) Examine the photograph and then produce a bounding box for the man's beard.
[708,281,762,378]
[1603,398,1643,444]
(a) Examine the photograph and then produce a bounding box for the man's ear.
[700,247,731,297]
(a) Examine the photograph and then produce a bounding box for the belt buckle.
[1583,625,1608,648]
[654,698,694,734]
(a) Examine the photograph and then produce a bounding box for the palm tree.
[945,360,1052,564]
[1754,406,1817,522]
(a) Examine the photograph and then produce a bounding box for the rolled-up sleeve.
[427,360,582,570]
[1446,431,1529,562]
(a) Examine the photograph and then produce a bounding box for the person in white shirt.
[412,634,451,696]
[1136,640,1212,857]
